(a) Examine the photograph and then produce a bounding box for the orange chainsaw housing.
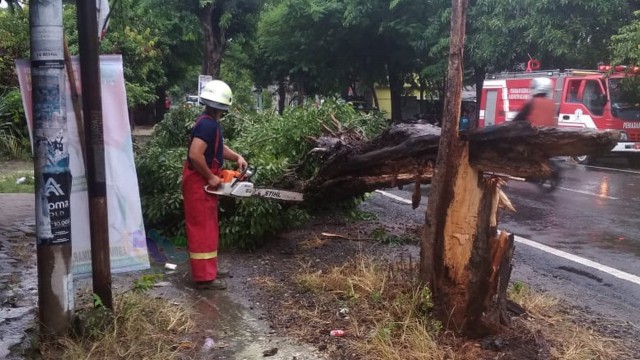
[219,169,242,183]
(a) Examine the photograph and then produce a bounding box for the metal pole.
[30,0,73,337]
[77,0,113,309]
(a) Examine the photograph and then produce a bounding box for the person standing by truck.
[182,80,247,290]
[513,77,557,127]
[514,77,563,190]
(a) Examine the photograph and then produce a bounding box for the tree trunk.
[420,0,513,336]
[368,83,379,110]
[473,66,486,129]
[296,76,305,106]
[128,107,135,130]
[303,123,441,205]
[155,87,167,123]
[388,64,404,122]
[298,121,617,203]
[278,80,286,115]
[199,3,224,78]
[419,76,427,115]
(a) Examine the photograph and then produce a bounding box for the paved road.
[499,159,640,324]
[502,159,640,272]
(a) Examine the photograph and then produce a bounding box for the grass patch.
[285,256,627,359]
[40,291,196,360]
[293,256,451,360]
[508,282,625,359]
[251,275,283,291]
[0,171,34,193]
[0,132,30,160]
[132,273,164,292]
[298,235,329,250]
[347,209,378,222]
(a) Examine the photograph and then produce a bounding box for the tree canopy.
[0,5,28,92]
[468,0,631,72]
[255,0,442,120]
[3,0,640,129]
[611,10,640,65]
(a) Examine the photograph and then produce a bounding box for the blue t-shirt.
[188,114,224,169]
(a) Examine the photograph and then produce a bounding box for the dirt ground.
[215,216,580,360]
[0,160,33,175]
[209,198,640,359]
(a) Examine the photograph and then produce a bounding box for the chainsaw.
[204,165,304,202]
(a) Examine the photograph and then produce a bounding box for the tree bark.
[296,121,617,204]
[419,76,427,115]
[368,83,379,110]
[296,76,305,105]
[155,87,167,123]
[388,64,404,122]
[199,3,225,78]
[473,65,486,129]
[277,79,286,115]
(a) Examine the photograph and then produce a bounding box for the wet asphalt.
[500,158,640,339]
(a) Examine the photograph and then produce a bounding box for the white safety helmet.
[530,77,553,97]
[199,80,233,111]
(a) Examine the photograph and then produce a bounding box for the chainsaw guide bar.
[203,166,304,202]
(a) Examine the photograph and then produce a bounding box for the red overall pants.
[182,117,221,282]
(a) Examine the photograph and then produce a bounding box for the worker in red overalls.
[513,77,557,126]
[182,80,247,290]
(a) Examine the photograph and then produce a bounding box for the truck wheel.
[572,155,591,165]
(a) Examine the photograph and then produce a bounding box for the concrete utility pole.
[77,0,113,309]
[30,0,74,337]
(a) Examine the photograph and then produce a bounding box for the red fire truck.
[479,65,640,165]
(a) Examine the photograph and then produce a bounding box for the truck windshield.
[608,77,640,121]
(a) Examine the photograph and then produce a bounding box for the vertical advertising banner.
[16,55,150,277]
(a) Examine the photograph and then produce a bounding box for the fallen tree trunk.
[463,121,620,177]
[300,121,619,203]
[303,123,439,205]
